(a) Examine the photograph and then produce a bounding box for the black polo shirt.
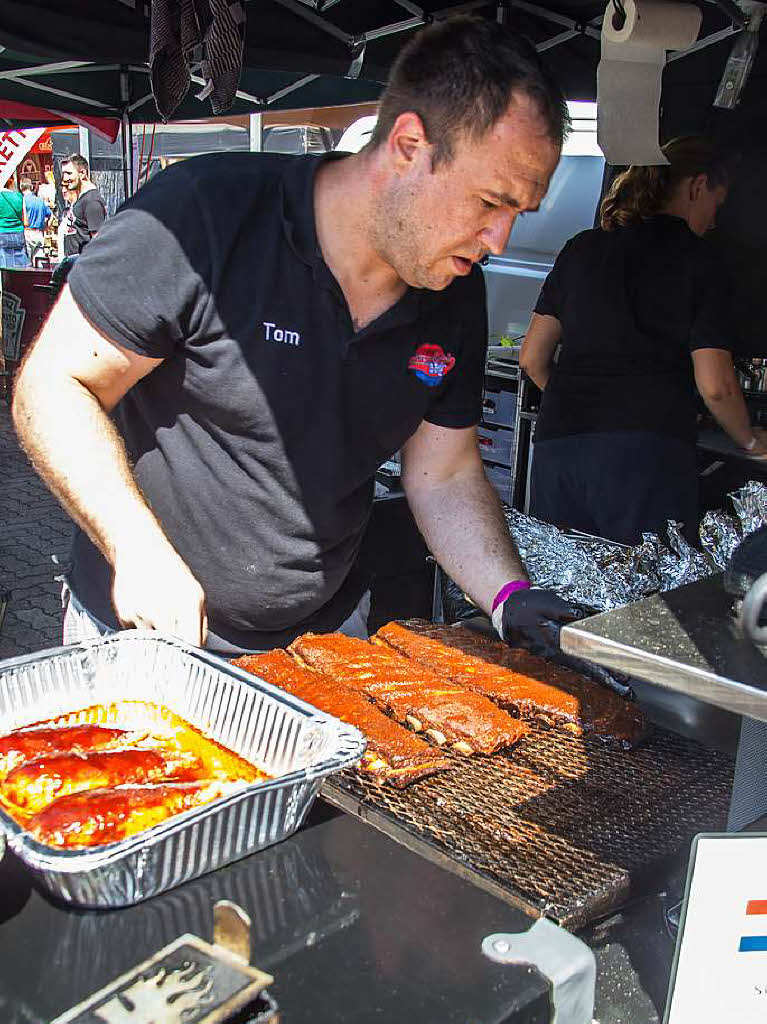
[67,152,487,653]
[534,214,732,444]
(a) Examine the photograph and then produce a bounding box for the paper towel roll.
[602,0,702,52]
[597,0,702,165]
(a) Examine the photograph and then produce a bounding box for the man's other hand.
[499,587,583,658]
[499,588,634,699]
[111,540,208,647]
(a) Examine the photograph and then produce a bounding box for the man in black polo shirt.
[13,18,580,658]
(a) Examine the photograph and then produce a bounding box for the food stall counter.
[0,806,562,1024]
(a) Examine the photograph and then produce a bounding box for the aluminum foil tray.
[0,631,366,908]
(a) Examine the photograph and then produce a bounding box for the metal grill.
[322,725,734,930]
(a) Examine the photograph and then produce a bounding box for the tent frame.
[0,0,742,126]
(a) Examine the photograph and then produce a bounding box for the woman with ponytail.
[519,135,766,545]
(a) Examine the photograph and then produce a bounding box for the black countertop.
[0,804,554,1024]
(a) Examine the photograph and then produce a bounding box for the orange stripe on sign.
[746,900,767,915]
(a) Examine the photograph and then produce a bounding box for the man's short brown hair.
[65,153,90,177]
[370,16,569,168]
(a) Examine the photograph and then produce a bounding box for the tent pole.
[120,67,134,198]
[120,112,132,199]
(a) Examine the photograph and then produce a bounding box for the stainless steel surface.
[561,575,767,721]
[0,631,366,907]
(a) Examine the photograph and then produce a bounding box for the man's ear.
[689,173,708,201]
[385,111,432,171]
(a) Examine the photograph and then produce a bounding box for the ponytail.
[600,165,667,230]
[599,135,732,231]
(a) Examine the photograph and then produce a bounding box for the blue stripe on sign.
[739,936,767,952]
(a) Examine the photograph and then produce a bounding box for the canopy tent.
[0,58,383,130]
[0,0,761,129]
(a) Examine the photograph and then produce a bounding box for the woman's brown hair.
[599,136,731,231]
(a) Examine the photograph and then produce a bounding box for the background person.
[60,154,106,256]
[520,136,766,546]
[56,187,77,262]
[0,177,29,269]
[20,177,52,264]
[38,169,56,211]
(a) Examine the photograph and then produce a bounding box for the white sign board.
[666,834,767,1023]
[0,128,46,188]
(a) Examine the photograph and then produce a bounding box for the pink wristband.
[491,580,531,613]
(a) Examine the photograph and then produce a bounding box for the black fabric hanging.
[149,0,245,120]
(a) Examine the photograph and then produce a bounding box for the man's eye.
[480,198,498,210]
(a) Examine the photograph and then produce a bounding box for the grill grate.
[322,724,734,930]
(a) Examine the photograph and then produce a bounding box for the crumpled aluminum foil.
[700,480,767,569]
[504,480,767,612]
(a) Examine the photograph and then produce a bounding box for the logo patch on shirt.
[408,344,456,387]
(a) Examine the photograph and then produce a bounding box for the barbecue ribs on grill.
[290,633,528,755]
[374,619,646,749]
[233,649,452,787]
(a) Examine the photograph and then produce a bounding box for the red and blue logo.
[739,900,767,951]
[408,344,456,387]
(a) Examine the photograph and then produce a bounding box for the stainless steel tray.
[0,631,366,908]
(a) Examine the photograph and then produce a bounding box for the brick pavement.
[0,402,73,659]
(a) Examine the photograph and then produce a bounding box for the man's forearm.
[13,368,167,564]
[405,467,526,616]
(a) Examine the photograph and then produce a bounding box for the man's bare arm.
[12,284,207,644]
[402,420,526,616]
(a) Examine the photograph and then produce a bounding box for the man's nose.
[480,210,517,256]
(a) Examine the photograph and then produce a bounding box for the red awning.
[0,99,120,142]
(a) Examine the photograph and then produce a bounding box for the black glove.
[499,587,584,658]
[500,588,635,700]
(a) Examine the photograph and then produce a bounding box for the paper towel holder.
[611,0,627,33]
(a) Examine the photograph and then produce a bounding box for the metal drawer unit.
[479,364,519,506]
[481,386,517,428]
[478,424,514,466]
[483,463,513,505]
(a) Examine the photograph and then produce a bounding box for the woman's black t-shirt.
[533,215,732,444]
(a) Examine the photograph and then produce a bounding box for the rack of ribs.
[29,781,242,849]
[374,619,646,749]
[1,747,206,816]
[289,634,528,756]
[233,650,451,787]
[0,724,137,779]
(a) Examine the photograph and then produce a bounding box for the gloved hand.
[497,587,584,658]
[498,587,635,700]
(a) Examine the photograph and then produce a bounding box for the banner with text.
[0,128,46,188]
